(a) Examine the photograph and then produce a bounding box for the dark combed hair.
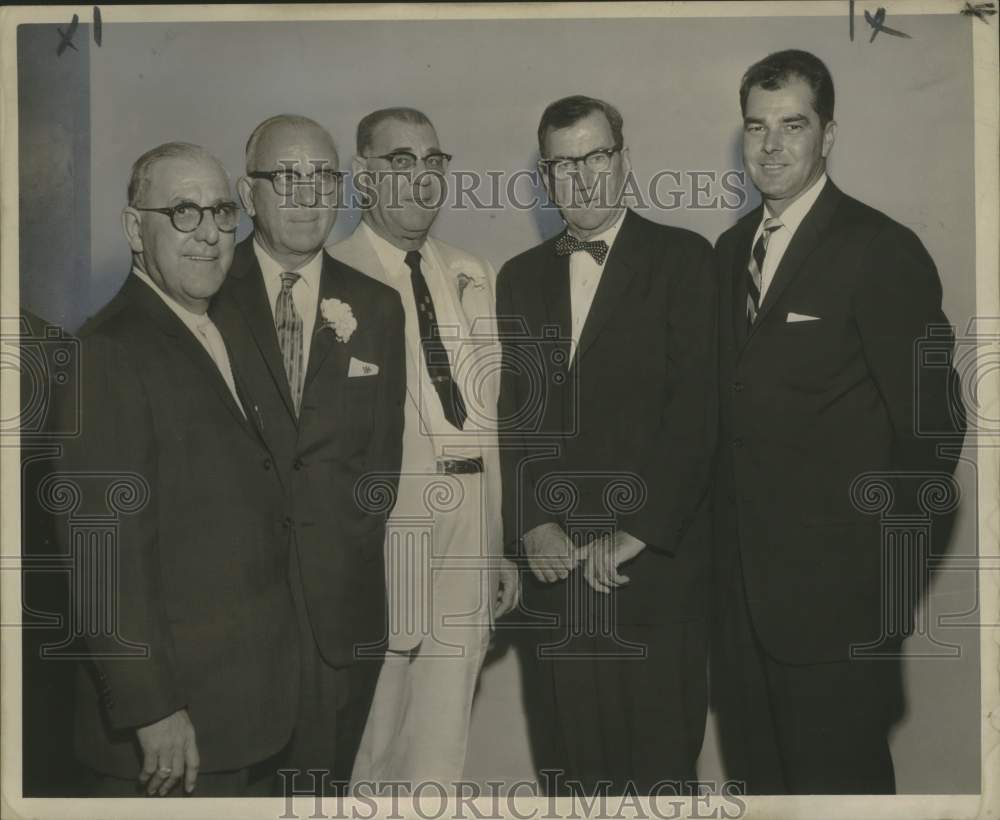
[536,95,624,156]
[739,49,835,126]
[356,107,434,155]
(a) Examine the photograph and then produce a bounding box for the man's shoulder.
[78,281,139,342]
[623,210,712,256]
[323,251,402,313]
[427,235,492,274]
[498,233,560,282]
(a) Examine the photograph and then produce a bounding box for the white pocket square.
[786,312,822,323]
[348,357,379,377]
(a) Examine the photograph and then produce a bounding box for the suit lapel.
[331,227,422,409]
[539,240,573,371]
[573,210,640,366]
[304,252,350,390]
[750,179,843,335]
[226,239,298,422]
[124,275,254,437]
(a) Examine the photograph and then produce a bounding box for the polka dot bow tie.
[555,233,609,265]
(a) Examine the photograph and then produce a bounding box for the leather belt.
[436,456,484,475]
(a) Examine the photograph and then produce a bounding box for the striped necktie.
[746,216,783,329]
[276,271,304,414]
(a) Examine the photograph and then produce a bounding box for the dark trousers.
[711,554,903,795]
[278,544,382,798]
[527,596,708,795]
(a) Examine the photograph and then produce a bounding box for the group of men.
[56,48,963,798]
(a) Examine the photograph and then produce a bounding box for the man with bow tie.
[329,107,519,788]
[211,114,406,794]
[712,50,965,795]
[496,95,717,793]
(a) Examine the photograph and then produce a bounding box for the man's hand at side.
[494,556,521,618]
[136,708,199,795]
[522,522,584,583]
[581,530,647,594]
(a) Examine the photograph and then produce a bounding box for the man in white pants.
[330,107,518,788]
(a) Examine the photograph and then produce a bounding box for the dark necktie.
[406,250,467,430]
[275,271,304,414]
[555,232,610,265]
[746,216,783,329]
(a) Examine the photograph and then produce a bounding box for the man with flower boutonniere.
[330,107,519,790]
[210,114,407,796]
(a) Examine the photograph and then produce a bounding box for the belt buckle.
[436,456,483,475]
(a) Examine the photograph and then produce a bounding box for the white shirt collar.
[130,266,212,335]
[762,173,828,235]
[360,219,425,279]
[253,237,323,292]
[567,208,627,263]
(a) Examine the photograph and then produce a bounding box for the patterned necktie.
[746,216,783,328]
[406,250,468,430]
[275,271,304,414]
[555,232,610,265]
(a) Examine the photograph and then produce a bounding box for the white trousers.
[350,471,496,788]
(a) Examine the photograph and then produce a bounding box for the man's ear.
[621,146,633,175]
[351,155,366,177]
[122,208,143,254]
[237,177,255,217]
[821,120,837,159]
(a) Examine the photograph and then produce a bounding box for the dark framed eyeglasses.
[247,168,346,196]
[540,146,622,180]
[135,201,240,233]
[363,150,453,173]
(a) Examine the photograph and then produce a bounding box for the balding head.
[128,141,230,208]
[244,114,337,174]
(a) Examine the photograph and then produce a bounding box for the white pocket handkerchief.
[348,357,379,377]
[786,312,822,323]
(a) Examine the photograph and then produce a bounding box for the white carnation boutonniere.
[451,262,487,302]
[319,298,357,343]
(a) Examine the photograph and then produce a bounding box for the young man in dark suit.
[64,142,298,796]
[211,115,406,795]
[496,95,717,793]
[713,50,965,794]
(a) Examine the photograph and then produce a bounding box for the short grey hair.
[244,114,333,173]
[356,107,434,155]
[127,142,227,207]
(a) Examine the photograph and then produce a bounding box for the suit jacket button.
[281,516,292,529]
[732,437,744,448]
[293,458,304,470]
[733,381,744,392]
[262,458,272,470]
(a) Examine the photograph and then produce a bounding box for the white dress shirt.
[130,267,244,416]
[567,209,626,363]
[254,239,323,371]
[752,173,828,301]
[361,221,480,456]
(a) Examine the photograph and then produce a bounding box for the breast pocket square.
[348,357,379,377]
[786,312,822,323]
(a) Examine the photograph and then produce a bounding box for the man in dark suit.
[713,50,965,794]
[211,114,406,795]
[62,142,298,796]
[496,95,717,793]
